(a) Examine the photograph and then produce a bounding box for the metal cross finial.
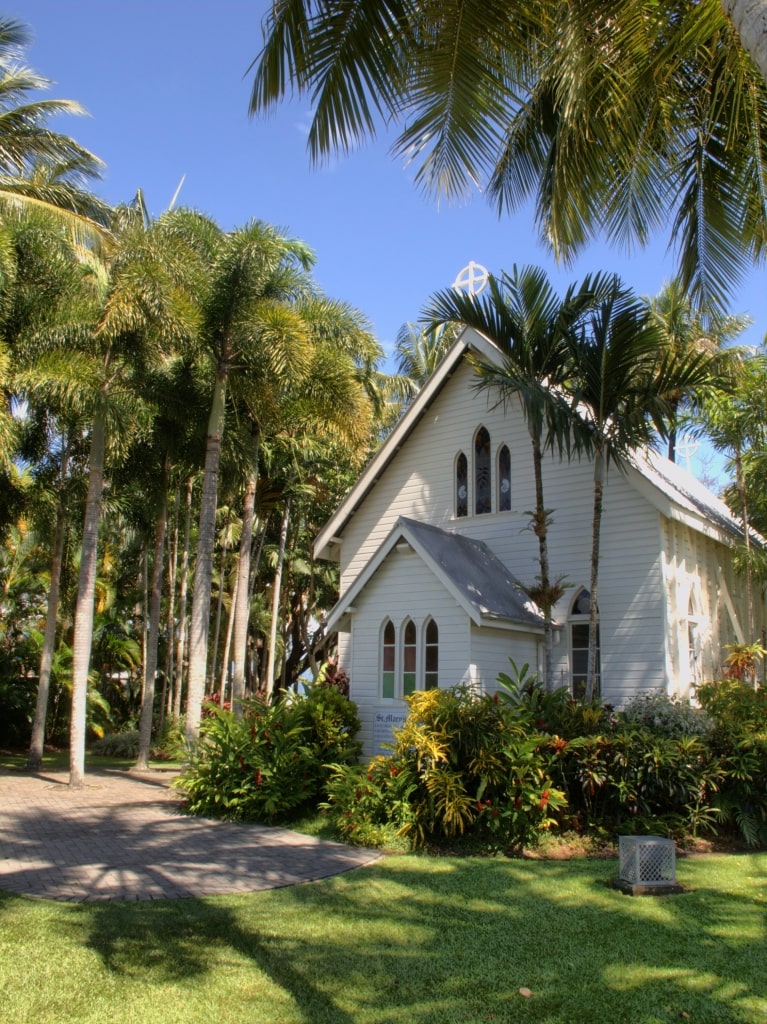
[453,261,489,296]
[675,436,700,474]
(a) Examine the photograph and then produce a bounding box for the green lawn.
[1,852,765,1024]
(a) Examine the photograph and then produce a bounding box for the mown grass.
[0,750,183,772]
[1,851,765,1024]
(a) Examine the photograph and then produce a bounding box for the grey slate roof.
[397,517,548,628]
[635,448,763,546]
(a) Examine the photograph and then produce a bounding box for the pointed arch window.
[688,592,701,685]
[497,444,511,512]
[424,618,439,690]
[381,619,395,699]
[474,427,491,514]
[570,587,600,699]
[455,452,468,518]
[403,619,417,696]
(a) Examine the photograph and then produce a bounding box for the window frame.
[474,426,491,515]
[379,617,440,698]
[455,450,468,518]
[380,618,396,699]
[569,587,600,699]
[497,443,511,512]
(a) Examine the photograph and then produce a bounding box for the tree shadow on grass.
[78,853,767,1024]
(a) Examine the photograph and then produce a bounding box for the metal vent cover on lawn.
[619,835,676,886]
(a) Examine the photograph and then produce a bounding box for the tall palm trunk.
[733,443,757,648]
[209,518,231,689]
[218,558,240,699]
[135,455,170,770]
[161,486,181,730]
[27,445,71,771]
[69,409,107,788]
[723,1,767,82]
[140,547,149,703]
[186,367,227,739]
[231,469,257,716]
[265,496,291,699]
[530,432,556,691]
[173,476,194,725]
[585,450,606,702]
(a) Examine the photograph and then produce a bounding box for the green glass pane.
[424,672,438,691]
[382,672,395,699]
[403,673,416,696]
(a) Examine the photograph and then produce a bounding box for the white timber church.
[314,328,764,755]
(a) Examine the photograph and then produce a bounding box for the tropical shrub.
[89,720,186,760]
[697,679,767,846]
[90,729,141,758]
[175,685,361,823]
[620,691,712,739]
[323,684,565,852]
[696,678,767,739]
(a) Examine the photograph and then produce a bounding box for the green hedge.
[175,685,361,823]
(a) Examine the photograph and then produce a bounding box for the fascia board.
[314,328,501,561]
[625,462,740,548]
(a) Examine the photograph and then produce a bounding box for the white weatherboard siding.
[342,546,470,754]
[470,625,541,694]
[338,360,500,588]
[661,517,759,690]
[319,329,764,750]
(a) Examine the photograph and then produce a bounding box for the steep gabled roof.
[628,448,762,548]
[325,517,547,635]
[315,326,757,560]
[315,327,498,561]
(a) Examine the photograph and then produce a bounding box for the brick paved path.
[0,766,380,902]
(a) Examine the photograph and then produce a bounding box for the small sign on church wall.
[373,709,408,755]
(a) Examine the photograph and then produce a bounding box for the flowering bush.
[323,685,565,853]
[696,679,767,846]
[175,685,361,823]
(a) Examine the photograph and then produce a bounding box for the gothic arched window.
[403,619,417,696]
[381,619,395,699]
[455,452,468,518]
[474,427,491,514]
[424,618,439,691]
[497,444,511,512]
[570,587,600,698]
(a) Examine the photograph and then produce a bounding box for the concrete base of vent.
[612,877,687,896]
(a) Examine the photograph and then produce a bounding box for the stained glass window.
[475,427,491,514]
[381,619,395,699]
[456,452,468,517]
[403,620,417,696]
[498,444,511,511]
[424,619,438,690]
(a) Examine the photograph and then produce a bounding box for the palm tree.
[184,221,315,740]
[0,19,109,234]
[128,358,211,769]
[697,353,767,640]
[423,266,606,689]
[645,280,749,461]
[390,321,462,406]
[725,1,767,81]
[249,1,767,311]
[263,300,377,698]
[566,277,718,699]
[17,207,210,786]
[2,212,95,770]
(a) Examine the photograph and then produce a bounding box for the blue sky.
[19,0,767,480]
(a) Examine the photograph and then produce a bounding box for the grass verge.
[0,852,765,1023]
